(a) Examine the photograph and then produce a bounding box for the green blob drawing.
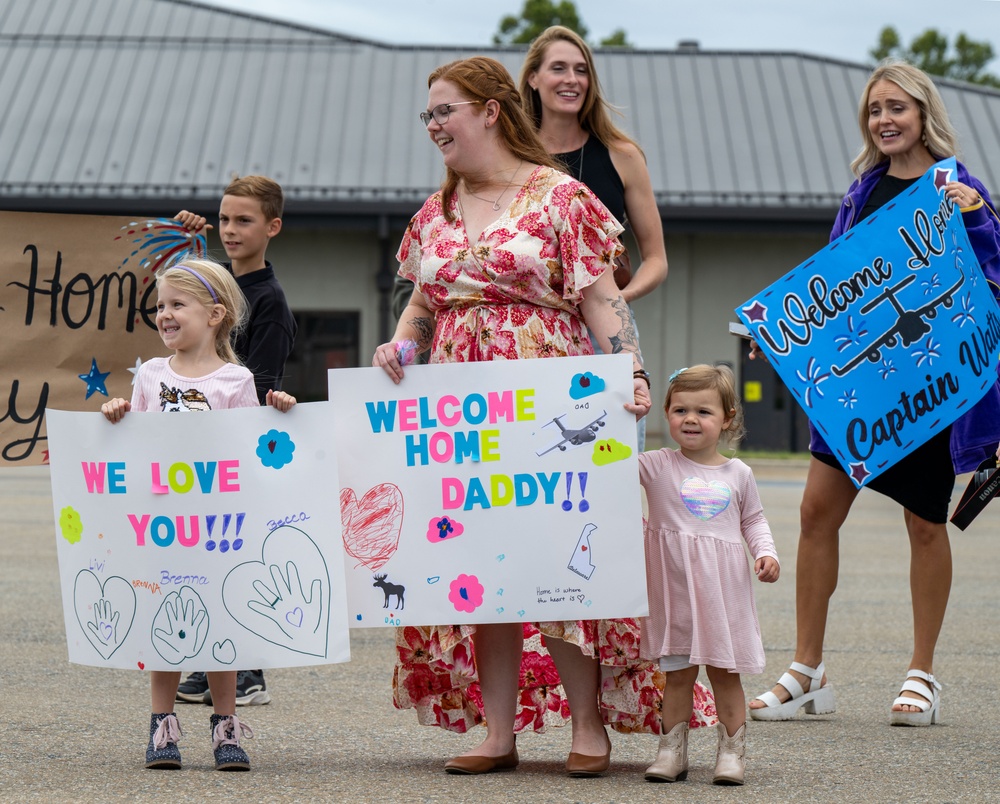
[592,438,632,466]
[60,505,84,544]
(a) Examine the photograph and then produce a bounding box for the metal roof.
[2,0,999,225]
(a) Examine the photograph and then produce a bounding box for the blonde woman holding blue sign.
[373,56,720,777]
[749,61,1000,727]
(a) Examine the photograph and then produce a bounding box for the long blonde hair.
[851,59,959,177]
[519,25,642,156]
[155,258,246,365]
[428,56,560,222]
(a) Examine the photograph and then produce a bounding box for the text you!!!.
[81,459,242,547]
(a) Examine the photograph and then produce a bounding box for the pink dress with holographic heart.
[638,449,778,674]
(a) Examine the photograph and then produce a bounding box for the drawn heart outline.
[73,570,137,661]
[212,639,237,665]
[222,525,331,658]
[340,484,404,571]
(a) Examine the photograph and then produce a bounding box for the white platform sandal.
[890,669,941,726]
[749,661,835,721]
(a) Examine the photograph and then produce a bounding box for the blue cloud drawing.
[569,372,605,399]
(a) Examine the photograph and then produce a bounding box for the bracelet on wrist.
[633,368,651,388]
[395,339,418,366]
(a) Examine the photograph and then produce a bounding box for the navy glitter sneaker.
[145,712,182,769]
[176,672,212,704]
[211,714,252,771]
[235,669,271,705]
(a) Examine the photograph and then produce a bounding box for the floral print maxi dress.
[392,165,716,735]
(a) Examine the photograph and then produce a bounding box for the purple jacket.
[810,159,1000,473]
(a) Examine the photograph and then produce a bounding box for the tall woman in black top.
[519,26,668,452]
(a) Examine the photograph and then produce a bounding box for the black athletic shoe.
[176,671,212,704]
[235,669,271,706]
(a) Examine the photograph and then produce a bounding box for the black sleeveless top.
[555,136,627,225]
[859,174,918,222]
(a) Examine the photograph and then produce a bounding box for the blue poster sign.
[736,158,1000,487]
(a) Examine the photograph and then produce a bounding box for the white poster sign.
[47,403,350,670]
[329,355,648,627]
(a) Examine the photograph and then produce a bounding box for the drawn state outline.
[567,523,598,580]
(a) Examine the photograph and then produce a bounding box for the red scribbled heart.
[268,440,277,453]
[340,484,404,571]
[137,661,145,670]
[580,376,590,387]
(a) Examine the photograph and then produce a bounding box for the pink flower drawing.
[448,574,485,613]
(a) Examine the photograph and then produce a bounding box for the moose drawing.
[372,574,405,610]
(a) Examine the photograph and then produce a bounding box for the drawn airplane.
[832,273,964,377]
[535,410,607,456]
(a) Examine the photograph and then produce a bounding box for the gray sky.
[203,0,1000,67]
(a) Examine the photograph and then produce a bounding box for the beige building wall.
[623,231,825,443]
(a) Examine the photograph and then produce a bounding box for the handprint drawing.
[247,562,324,639]
[222,525,331,657]
[151,586,210,664]
[88,598,121,647]
[73,571,136,660]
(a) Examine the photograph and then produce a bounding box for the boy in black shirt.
[174,175,297,705]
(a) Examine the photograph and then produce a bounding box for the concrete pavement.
[2,461,999,803]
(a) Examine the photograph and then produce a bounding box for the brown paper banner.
[0,211,205,465]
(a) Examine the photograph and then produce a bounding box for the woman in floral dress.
[373,56,716,777]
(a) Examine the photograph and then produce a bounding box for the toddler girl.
[639,365,778,786]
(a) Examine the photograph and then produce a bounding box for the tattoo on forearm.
[408,316,435,350]
[605,296,639,357]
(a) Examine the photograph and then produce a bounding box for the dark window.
[284,311,360,402]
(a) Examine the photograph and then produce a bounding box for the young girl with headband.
[639,365,779,786]
[102,258,295,771]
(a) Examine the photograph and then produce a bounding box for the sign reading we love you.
[47,403,351,670]
[736,158,1000,487]
[329,355,648,627]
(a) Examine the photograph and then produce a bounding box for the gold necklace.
[463,162,523,211]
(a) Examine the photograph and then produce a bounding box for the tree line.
[495,1,999,87]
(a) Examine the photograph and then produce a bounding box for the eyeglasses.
[419,101,480,127]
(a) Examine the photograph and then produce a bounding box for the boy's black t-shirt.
[227,261,297,405]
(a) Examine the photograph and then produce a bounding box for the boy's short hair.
[223,174,284,221]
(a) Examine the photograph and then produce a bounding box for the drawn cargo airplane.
[535,410,608,456]
[832,273,964,377]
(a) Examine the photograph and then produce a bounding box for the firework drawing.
[115,219,207,274]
